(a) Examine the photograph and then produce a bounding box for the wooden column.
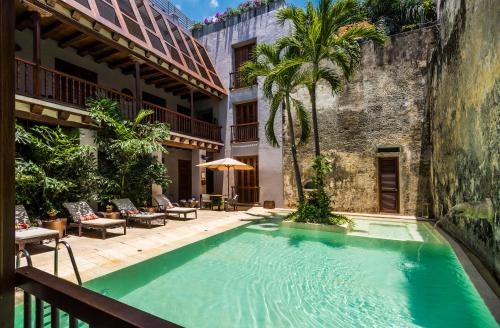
[134,61,142,114]
[32,11,41,97]
[189,88,194,134]
[0,0,16,326]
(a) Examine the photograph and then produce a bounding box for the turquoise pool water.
[16,219,498,327]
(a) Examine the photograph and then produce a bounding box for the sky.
[167,0,316,22]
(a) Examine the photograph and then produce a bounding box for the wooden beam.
[173,88,190,96]
[94,49,119,63]
[146,76,170,84]
[0,0,16,325]
[30,104,43,115]
[16,111,92,129]
[15,12,32,30]
[77,42,105,57]
[134,62,142,111]
[58,32,88,48]
[142,71,163,80]
[158,81,182,89]
[108,57,131,69]
[41,21,63,38]
[166,86,187,94]
[58,111,70,120]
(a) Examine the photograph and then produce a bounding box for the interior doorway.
[178,159,192,200]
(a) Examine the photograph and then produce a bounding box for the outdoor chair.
[153,194,198,220]
[111,198,167,228]
[226,195,239,211]
[15,205,59,251]
[200,194,213,209]
[63,201,126,239]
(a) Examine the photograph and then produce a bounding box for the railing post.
[32,11,41,97]
[0,0,16,326]
[134,61,142,116]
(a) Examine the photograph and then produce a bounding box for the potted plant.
[106,204,113,213]
[42,208,67,238]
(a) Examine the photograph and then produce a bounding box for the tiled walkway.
[19,208,284,285]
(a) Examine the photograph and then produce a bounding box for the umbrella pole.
[226,166,230,211]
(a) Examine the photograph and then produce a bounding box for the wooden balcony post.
[134,61,142,114]
[32,11,41,97]
[0,0,16,326]
[189,88,194,134]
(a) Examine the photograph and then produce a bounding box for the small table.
[99,211,121,220]
[209,194,225,211]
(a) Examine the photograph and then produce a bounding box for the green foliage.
[87,97,170,206]
[287,156,353,227]
[15,124,101,220]
[364,0,436,34]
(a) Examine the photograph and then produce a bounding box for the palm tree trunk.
[309,84,321,157]
[285,95,305,203]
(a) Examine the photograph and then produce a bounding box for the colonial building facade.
[14,0,433,216]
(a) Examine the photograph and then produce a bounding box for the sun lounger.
[63,201,126,239]
[15,205,59,251]
[153,194,198,220]
[111,198,167,228]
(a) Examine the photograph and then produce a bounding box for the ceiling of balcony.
[15,0,226,100]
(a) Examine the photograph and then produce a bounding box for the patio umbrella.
[197,157,254,201]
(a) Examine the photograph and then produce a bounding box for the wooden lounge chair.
[111,198,167,228]
[15,205,59,251]
[226,194,239,211]
[63,201,126,239]
[153,194,198,220]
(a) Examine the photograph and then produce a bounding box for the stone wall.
[284,27,436,215]
[430,0,499,279]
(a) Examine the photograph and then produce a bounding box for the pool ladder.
[16,241,82,328]
[16,241,81,286]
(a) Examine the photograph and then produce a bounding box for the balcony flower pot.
[42,218,67,238]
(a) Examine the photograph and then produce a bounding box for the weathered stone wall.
[284,27,435,216]
[430,0,499,279]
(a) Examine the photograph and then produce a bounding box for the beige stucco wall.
[283,27,435,215]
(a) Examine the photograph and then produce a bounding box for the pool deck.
[16,208,286,291]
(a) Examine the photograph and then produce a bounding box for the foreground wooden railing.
[16,266,180,328]
[15,57,222,142]
[231,123,258,143]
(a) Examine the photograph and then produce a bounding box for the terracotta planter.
[42,218,67,238]
[263,201,275,209]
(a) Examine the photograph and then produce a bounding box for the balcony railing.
[229,71,256,90]
[15,57,222,142]
[16,266,179,327]
[231,122,258,143]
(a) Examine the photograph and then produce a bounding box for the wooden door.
[235,102,257,124]
[234,43,255,71]
[178,159,192,200]
[378,157,399,213]
[235,156,259,203]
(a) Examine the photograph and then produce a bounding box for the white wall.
[197,8,289,207]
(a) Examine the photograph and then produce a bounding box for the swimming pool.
[81,219,497,327]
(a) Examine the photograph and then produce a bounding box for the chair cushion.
[79,214,98,222]
[127,209,140,215]
[165,207,197,213]
[111,199,138,212]
[15,227,58,241]
[80,218,124,227]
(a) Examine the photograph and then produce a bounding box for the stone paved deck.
[17,208,285,287]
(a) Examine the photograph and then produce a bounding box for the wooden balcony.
[229,71,256,90]
[16,266,179,327]
[231,123,259,143]
[15,57,222,143]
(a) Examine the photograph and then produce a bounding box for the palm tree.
[240,44,311,202]
[276,0,386,156]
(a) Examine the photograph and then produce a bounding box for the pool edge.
[436,226,500,324]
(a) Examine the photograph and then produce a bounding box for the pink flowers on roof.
[193,0,275,30]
